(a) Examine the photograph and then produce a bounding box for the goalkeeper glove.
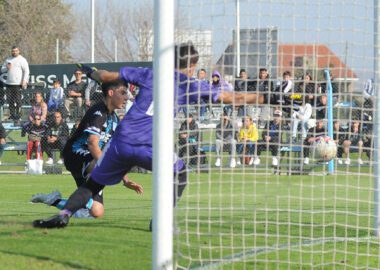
[76,64,100,83]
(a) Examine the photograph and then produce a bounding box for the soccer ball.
[312,136,337,161]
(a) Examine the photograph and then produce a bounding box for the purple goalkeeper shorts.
[91,138,185,186]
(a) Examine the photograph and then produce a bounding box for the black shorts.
[63,145,103,204]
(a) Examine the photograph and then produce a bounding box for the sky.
[64,0,375,85]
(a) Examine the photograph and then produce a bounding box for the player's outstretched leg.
[30,191,62,206]
[33,178,104,229]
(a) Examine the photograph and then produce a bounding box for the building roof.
[278,44,357,79]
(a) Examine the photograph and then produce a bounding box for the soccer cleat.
[33,214,69,229]
[272,157,279,166]
[253,157,261,166]
[30,190,62,206]
[46,158,54,165]
[57,159,64,165]
[229,158,236,168]
[215,158,221,167]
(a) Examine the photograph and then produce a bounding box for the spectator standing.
[28,91,48,123]
[64,69,87,121]
[342,121,364,165]
[23,116,47,160]
[303,120,326,165]
[42,111,69,165]
[236,116,259,166]
[178,114,199,166]
[215,114,237,168]
[84,79,104,109]
[48,80,65,112]
[0,122,6,165]
[275,71,293,116]
[257,110,283,166]
[1,46,29,124]
[296,73,316,106]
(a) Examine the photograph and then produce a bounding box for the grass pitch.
[1,168,380,269]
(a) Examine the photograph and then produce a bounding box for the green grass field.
[1,168,380,269]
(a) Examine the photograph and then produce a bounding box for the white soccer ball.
[312,136,337,161]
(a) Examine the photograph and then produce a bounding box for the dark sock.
[63,178,104,215]
[51,199,61,207]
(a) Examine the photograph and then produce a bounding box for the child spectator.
[291,96,312,142]
[48,80,65,112]
[215,114,237,168]
[23,116,47,160]
[236,116,259,166]
[28,91,48,123]
[0,122,6,165]
[257,110,283,166]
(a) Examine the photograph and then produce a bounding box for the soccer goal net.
[172,0,380,269]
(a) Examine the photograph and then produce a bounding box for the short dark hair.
[11,46,18,50]
[198,68,206,73]
[259,68,267,72]
[283,71,291,77]
[175,42,199,69]
[239,69,246,74]
[101,81,127,97]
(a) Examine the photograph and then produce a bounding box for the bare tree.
[0,0,73,64]
[72,1,154,63]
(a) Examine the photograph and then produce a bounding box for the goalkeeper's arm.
[217,91,265,105]
[89,70,119,84]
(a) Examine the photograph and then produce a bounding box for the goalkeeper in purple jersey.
[33,42,265,229]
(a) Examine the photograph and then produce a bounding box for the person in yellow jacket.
[236,116,260,165]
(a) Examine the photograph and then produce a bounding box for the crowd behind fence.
[0,68,375,171]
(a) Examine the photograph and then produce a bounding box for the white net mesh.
[173,0,380,269]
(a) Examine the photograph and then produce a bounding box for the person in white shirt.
[291,96,313,142]
[1,46,30,123]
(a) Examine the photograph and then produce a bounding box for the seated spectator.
[274,71,293,116]
[342,120,364,165]
[64,69,86,121]
[303,119,326,165]
[333,121,347,165]
[22,116,47,160]
[28,91,48,123]
[41,111,69,165]
[48,80,65,112]
[211,70,233,115]
[215,114,237,168]
[298,73,316,106]
[319,71,340,102]
[235,69,255,116]
[236,116,259,166]
[178,114,199,166]
[291,96,312,142]
[257,110,283,166]
[315,95,327,120]
[0,122,5,165]
[70,120,81,137]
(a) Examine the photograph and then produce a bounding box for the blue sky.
[65,0,375,82]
